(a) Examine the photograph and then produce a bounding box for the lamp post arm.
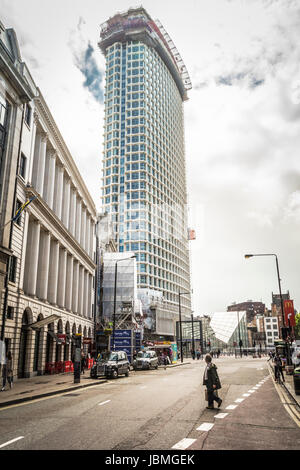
[274,255,285,327]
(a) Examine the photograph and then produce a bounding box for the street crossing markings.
[225,405,238,410]
[172,438,197,450]
[0,436,24,449]
[214,413,228,419]
[196,423,215,431]
[243,393,251,397]
[248,390,256,393]
[98,400,111,406]
[235,398,245,403]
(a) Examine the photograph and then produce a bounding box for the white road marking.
[235,398,245,403]
[172,438,197,450]
[98,400,111,406]
[226,405,238,410]
[214,413,228,419]
[0,436,24,449]
[243,393,251,397]
[197,423,214,431]
[248,390,256,393]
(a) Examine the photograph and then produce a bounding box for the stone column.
[72,260,79,313]
[57,247,67,308]
[65,255,74,311]
[88,274,93,319]
[83,269,88,318]
[19,211,29,291]
[75,198,82,243]
[77,265,84,316]
[69,187,77,237]
[81,206,86,249]
[89,219,94,259]
[42,150,50,202]
[24,219,40,296]
[31,132,42,189]
[27,114,38,184]
[48,239,60,305]
[53,163,64,220]
[85,213,90,255]
[35,132,47,195]
[62,175,71,230]
[36,230,51,301]
[45,150,56,209]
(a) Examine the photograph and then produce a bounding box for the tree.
[295,313,300,340]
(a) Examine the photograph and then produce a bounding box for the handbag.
[205,388,218,401]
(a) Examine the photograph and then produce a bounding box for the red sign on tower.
[283,300,296,327]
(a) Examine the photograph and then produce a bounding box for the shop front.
[143,340,178,364]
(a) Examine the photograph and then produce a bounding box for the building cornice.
[0,42,35,103]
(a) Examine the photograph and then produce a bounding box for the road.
[0,357,299,450]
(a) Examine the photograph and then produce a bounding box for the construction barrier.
[45,362,56,374]
[64,361,72,373]
[55,361,64,373]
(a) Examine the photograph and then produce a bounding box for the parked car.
[90,351,130,379]
[133,350,158,370]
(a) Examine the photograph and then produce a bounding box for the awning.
[26,314,60,330]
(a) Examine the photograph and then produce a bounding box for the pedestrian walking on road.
[203,354,222,409]
[274,353,285,383]
[1,351,13,391]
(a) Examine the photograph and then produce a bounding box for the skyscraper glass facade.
[99,8,192,335]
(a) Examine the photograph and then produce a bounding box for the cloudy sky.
[1,0,300,315]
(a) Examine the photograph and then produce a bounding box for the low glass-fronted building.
[203,311,248,353]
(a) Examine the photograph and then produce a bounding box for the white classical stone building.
[1,24,97,378]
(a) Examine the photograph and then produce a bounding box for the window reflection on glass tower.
[99,7,192,338]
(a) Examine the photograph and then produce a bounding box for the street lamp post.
[191,313,195,356]
[244,253,292,366]
[112,255,136,352]
[237,310,242,358]
[178,291,192,363]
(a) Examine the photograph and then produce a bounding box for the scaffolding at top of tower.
[99,6,192,95]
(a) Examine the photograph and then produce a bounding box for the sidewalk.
[0,369,107,408]
[0,360,191,408]
[268,363,300,408]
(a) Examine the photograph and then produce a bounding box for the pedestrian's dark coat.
[1,363,7,378]
[6,358,13,377]
[203,363,221,391]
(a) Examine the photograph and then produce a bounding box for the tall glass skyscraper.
[99,7,192,340]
